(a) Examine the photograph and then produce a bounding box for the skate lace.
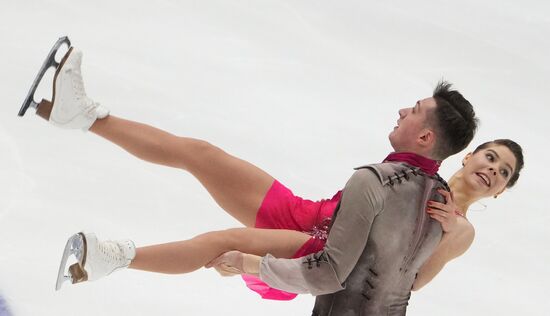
[98,240,127,265]
[68,66,98,117]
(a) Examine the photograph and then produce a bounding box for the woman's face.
[462,144,517,198]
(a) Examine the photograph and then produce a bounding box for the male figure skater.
[210,84,478,315]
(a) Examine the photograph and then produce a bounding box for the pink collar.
[383,152,441,175]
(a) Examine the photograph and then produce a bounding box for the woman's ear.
[495,187,506,197]
[462,152,473,166]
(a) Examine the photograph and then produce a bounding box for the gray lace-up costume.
[259,162,448,315]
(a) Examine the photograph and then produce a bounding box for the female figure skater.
[26,49,522,297]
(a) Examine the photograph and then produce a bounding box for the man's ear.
[418,129,435,148]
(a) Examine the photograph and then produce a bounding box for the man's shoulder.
[353,162,422,186]
[347,167,382,187]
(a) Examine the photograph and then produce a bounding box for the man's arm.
[258,168,385,295]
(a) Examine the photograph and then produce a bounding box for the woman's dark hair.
[473,139,524,188]
[430,81,479,160]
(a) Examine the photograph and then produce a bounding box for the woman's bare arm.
[412,222,475,291]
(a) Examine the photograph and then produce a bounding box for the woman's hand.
[427,189,461,233]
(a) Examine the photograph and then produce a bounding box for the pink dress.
[245,180,342,300]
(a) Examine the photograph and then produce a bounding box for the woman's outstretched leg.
[89,116,274,227]
[32,48,274,227]
[56,228,311,288]
[128,228,310,274]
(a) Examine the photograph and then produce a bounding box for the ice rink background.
[1,1,549,315]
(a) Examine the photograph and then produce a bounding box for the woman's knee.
[175,137,223,168]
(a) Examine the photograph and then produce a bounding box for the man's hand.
[213,263,244,277]
[206,250,261,277]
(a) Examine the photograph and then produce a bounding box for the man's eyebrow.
[487,149,514,172]
[414,101,420,112]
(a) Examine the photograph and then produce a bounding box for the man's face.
[388,97,437,152]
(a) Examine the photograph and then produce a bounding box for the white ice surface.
[1,1,549,315]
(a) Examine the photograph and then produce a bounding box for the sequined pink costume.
[246,180,342,300]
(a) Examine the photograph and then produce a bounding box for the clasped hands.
[205,250,261,277]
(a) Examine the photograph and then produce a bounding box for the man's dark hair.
[429,81,478,160]
[473,139,524,188]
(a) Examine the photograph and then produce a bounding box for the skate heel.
[68,263,88,284]
[36,99,53,120]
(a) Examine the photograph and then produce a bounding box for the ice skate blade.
[19,36,71,117]
[55,232,87,291]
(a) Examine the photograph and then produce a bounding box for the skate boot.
[55,232,135,290]
[19,37,109,130]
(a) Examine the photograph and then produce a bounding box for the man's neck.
[394,148,434,160]
[383,152,441,175]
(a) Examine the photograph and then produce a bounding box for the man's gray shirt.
[259,162,447,315]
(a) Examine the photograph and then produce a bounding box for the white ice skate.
[19,36,109,130]
[55,232,135,291]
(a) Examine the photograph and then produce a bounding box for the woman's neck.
[448,171,479,217]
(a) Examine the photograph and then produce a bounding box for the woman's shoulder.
[457,216,475,239]
[447,218,475,259]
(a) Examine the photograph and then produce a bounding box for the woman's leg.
[128,228,311,274]
[90,116,274,227]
